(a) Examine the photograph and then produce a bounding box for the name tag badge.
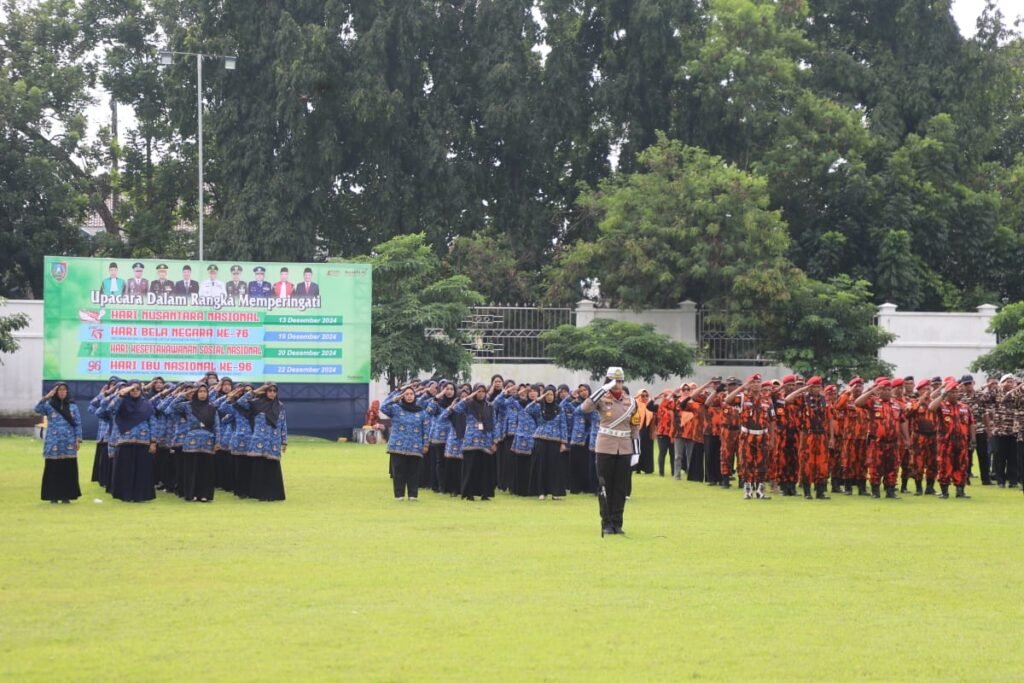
[476,422,484,431]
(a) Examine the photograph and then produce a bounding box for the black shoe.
[859,483,870,497]
[843,480,853,496]
[955,486,971,499]
[871,484,881,498]
[885,486,900,499]
[925,480,936,495]
[815,483,830,500]
[914,480,923,496]
[982,479,993,485]
[939,484,950,499]
[601,526,614,537]
[900,478,909,494]
[803,483,812,499]
[613,526,624,535]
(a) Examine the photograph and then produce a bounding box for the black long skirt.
[637,433,655,474]
[250,457,286,501]
[429,443,445,492]
[497,437,515,492]
[41,458,81,502]
[90,442,106,483]
[529,439,566,497]
[158,447,176,493]
[214,449,235,492]
[234,454,253,498]
[568,445,594,494]
[461,449,496,499]
[442,455,462,495]
[181,451,216,501]
[704,435,722,483]
[100,447,115,491]
[419,444,437,491]
[512,453,533,496]
[172,448,187,498]
[111,443,155,502]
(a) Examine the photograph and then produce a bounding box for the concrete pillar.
[576,299,596,328]
[677,300,698,346]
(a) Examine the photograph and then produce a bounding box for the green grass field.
[2,435,1023,681]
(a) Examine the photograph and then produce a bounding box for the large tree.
[352,233,483,389]
[545,134,799,329]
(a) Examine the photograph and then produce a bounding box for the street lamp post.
[157,50,237,262]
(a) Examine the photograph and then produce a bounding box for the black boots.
[885,486,900,499]
[939,484,950,499]
[859,481,869,496]
[900,476,909,494]
[843,480,853,496]
[815,482,830,500]
[914,479,923,496]
[871,483,881,498]
[925,479,936,495]
[832,478,844,494]
[955,486,971,499]
[802,483,812,499]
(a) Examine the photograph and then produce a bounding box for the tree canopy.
[3,0,1023,349]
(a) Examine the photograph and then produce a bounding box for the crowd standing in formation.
[34,372,288,504]
[377,369,1024,534]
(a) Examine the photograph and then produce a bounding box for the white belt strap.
[606,397,637,430]
[740,427,767,436]
[599,427,632,438]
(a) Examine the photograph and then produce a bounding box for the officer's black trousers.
[597,454,630,530]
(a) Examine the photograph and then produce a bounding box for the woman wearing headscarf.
[526,385,569,499]
[441,385,472,495]
[447,383,499,500]
[89,378,117,487]
[223,385,255,498]
[171,384,220,502]
[380,384,432,500]
[632,389,656,475]
[34,382,83,503]
[495,383,539,496]
[158,383,190,497]
[566,384,595,494]
[425,382,457,493]
[495,379,518,492]
[211,377,236,492]
[108,381,158,502]
[236,383,287,501]
[94,383,122,492]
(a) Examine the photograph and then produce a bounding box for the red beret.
[915,378,931,390]
[825,384,837,392]
[876,379,891,388]
[746,373,762,384]
[890,378,904,388]
[875,376,889,384]
[848,377,863,386]
[761,381,774,388]
[944,379,959,391]
[807,376,822,386]
[944,376,956,384]
[781,374,797,384]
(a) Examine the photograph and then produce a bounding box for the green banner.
[43,257,371,384]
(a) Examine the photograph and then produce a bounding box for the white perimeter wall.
[0,300,43,415]
[877,303,997,384]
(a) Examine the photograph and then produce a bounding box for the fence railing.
[697,308,773,366]
[431,303,771,366]
[428,305,575,362]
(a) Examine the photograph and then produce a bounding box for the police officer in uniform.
[248,266,272,298]
[582,367,637,537]
[226,265,247,297]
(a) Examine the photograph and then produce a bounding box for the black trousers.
[656,436,674,476]
[974,434,992,483]
[390,453,422,498]
[597,454,630,530]
[461,449,496,499]
[992,435,1018,485]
